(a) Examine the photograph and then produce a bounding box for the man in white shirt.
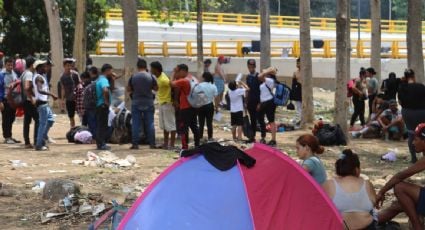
[228,80,249,141]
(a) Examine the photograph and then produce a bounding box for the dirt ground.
[0,88,418,229]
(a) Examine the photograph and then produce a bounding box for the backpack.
[347,79,356,97]
[6,79,23,109]
[266,80,291,106]
[109,109,132,144]
[14,59,25,75]
[187,80,209,108]
[315,124,347,146]
[83,82,97,111]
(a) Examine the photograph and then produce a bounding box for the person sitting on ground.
[296,134,327,185]
[322,149,377,230]
[378,99,406,141]
[228,80,249,142]
[376,123,425,230]
[352,94,389,139]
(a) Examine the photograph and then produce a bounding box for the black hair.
[137,58,147,69]
[204,59,212,65]
[80,71,91,79]
[88,66,98,76]
[4,57,14,64]
[335,149,360,177]
[359,67,366,76]
[26,56,36,68]
[101,63,113,73]
[366,67,376,75]
[177,64,189,72]
[202,72,214,83]
[376,93,385,99]
[228,80,237,91]
[389,72,396,79]
[404,68,415,79]
[296,58,300,62]
[150,61,163,73]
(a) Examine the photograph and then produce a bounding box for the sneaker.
[4,138,16,144]
[97,145,111,151]
[24,144,34,149]
[267,140,277,147]
[351,132,361,138]
[129,145,139,150]
[46,137,56,144]
[35,146,49,151]
[11,138,21,143]
[260,139,266,144]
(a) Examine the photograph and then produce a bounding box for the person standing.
[291,58,302,123]
[198,72,218,142]
[257,67,278,147]
[22,56,39,149]
[1,58,20,144]
[95,64,113,150]
[398,69,425,163]
[246,59,260,143]
[172,64,200,150]
[204,59,212,73]
[350,68,368,130]
[228,80,249,141]
[366,67,379,117]
[127,59,158,150]
[381,72,400,100]
[214,55,227,108]
[33,60,58,151]
[151,61,176,149]
[60,58,80,128]
[83,68,99,139]
[75,72,91,125]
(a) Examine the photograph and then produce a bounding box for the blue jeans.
[36,104,54,149]
[132,105,155,146]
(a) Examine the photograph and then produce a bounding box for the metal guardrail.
[96,39,417,59]
[105,9,424,34]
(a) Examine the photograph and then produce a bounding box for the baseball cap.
[34,60,47,69]
[415,123,425,139]
[218,55,225,62]
[63,57,76,64]
[247,59,256,66]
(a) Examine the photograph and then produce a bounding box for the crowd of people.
[2,52,425,228]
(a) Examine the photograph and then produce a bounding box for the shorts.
[260,99,277,123]
[214,76,225,95]
[66,100,76,118]
[231,111,243,126]
[417,187,425,215]
[159,103,176,132]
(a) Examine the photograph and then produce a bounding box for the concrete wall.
[92,56,408,90]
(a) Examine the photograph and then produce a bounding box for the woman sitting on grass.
[322,149,377,230]
[296,134,327,185]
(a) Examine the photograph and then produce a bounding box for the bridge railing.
[96,39,419,59]
[105,9,424,33]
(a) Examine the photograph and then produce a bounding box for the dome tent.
[118,143,342,230]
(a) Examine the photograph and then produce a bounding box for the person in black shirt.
[398,69,425,163]
[381,72,400,100]
[291,58,302,124]
[245,59,260,142]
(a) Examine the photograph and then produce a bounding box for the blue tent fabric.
[122,155,254,230]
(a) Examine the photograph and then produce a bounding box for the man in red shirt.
[171,64,200,150]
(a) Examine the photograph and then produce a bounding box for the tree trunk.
[120,0,138,108]
[335,0,350,140]
[299,0,314,127]
[196,0,203,78]
[43,0,64,97]
[407,0,425,83]
[73,0,87,73]
[259,0,271,70]
[370,0,381,83]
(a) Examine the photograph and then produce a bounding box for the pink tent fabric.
[118,143,343,230]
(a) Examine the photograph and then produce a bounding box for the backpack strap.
[264,80,274,97]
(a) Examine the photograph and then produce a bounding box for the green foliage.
[0,0,107,56]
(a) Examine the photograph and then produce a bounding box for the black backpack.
[315,124,347,146]
[109,109,132,144]
[83,82,97,111]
